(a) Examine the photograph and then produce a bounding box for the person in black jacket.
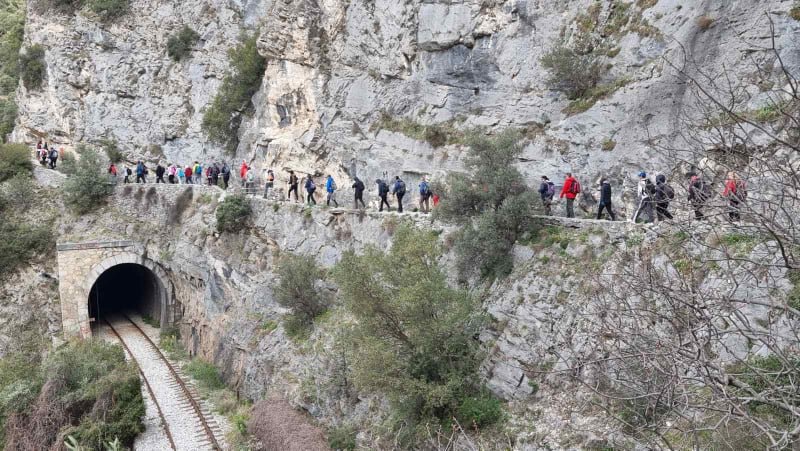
[376,178,391,212]
[155,164,166,183]
[538,176,555,216]
[596,178,615,220]
[654,174,674,220]
[352,177,366,209]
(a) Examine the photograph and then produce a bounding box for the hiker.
[167,164,177,183]
[393,176,406,213]
[155,163,166,183]
[432,193,440,208]
[124,166,132,183]
[632,171,655,223]
[211,163,220,187]
[688,174,710,220]
[654,174,674,221]
[305,174,317,205]
[352,177,366,209]
[376,178,391,212]
[538,176,556,216]
[221,163,230,189]
[246,169,255,193]
[722,171,746,221]
[596,178,616,221]
[418,177,432,213]
[195,162,203,184]
[263,169,275,198]
[39,147,47,166]
[48,147,58,169]
[177,165,185,184]
[325,175,339,207]
[559,172,580,218]
[287,170,299,201]
[240,160,249,187]
[206,165,213,186]
[108,163,118,183]
[185,164,193,184]
[136,161,147,183]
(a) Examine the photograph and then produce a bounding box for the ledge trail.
[97,314,226,451]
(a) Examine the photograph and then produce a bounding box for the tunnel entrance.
[88,263,163,327]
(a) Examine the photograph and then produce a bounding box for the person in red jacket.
[559,172,580,218]
[722,171,746,221]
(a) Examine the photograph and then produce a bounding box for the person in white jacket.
[632,171,655,223]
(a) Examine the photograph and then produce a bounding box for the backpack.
[331,179,337,191]
[663,183,675,200]
[308,180,316,191]
[420,181,430,195]
[545,181,556,198]
[645,179,656,196]
[355,180,365,191]
[396,180,406,195]
[569,179,581,195]
[126,168,132,176]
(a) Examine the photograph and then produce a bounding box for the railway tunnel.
[88,263,166,330]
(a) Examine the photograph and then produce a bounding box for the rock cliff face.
[14,0,800,209]
[53,184,797,448]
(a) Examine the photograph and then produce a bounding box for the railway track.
[100,314,225,451]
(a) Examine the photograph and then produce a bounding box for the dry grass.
[247,398,330,451]
[697,15,715,30]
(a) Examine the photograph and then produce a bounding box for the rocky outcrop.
[14,1,800,215]
[52,183,797,448]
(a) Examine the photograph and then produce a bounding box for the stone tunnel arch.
[82,252,174,336]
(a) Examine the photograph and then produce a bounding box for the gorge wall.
[13,0,800,212]
[51,183,797,449]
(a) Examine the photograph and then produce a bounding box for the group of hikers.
[103,158,440,213]
[538,170,748,222]
[107,160,237,187]
[35,141,63,169]
[35,141,748,221]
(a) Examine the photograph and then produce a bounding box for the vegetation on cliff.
[434,129,540,280]
[0,0,24,141]
[275,255,330,338]
[167,25,200,62]
[334,226,502,444]
[202,34,266,154]
[0,339,144,449]
[62,146,114,214]
[215,194,251,232]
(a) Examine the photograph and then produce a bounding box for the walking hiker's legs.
[644,200,654,223]
[379,195,389,211]
[597,204,604,220]
[543,199,552,216]
[608,202,616,221]
[633,198,644,222]
[397,193,404,213]
[566,198,574,218]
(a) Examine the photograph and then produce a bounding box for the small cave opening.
[88,263,162,327]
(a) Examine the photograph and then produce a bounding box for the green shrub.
[167,25,200,61]
[202,34,266,153]
[540,45,604,99]
[0,143,33,181]
[2,340,144,449]
[86,0,128,20]
[19,44,46,90]
[62,146,114,214]
[456,390,504,428]
[333,226,497,443]
[0,100,17,141]
[185,359,225,391]
[100,139,123,163]
[274,255,328,332]
[369,112,465,148]
[434,129,540,280]
[0,174,35,209]
[327,424,357,451]
[0,221,52,278]
[215,194,251,232]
